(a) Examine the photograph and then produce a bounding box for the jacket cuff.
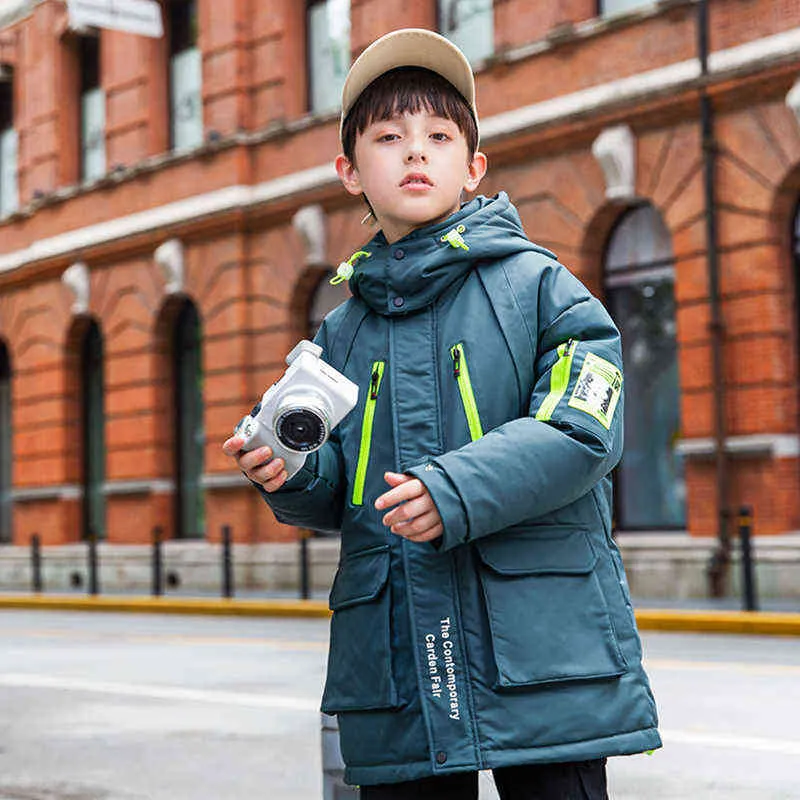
[406,462,469,551]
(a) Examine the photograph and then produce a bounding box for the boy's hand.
[222,435,289,493]
[375,472,443,543]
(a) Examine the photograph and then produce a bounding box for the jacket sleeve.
[407,263,624,551]
[252,317,347,533]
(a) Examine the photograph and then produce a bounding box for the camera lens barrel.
[275,406,328,452]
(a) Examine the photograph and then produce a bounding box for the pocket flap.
[476,527,597,576]
[329,545,390,610]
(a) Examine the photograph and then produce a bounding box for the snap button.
[435,751,447,765]
[393,249,405,260]
[392,296,405,308]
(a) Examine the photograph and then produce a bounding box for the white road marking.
[662,729,800,757]
[0,673,319,712]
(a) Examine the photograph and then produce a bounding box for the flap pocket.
[322,545,401,714]
[329,545,390,610]
[476,526,597,576]
[475,526,626,688]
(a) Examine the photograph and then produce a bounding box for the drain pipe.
[697,0,731,596]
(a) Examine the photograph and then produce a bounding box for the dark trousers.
[360,758,608,800]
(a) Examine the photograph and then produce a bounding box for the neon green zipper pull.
[441,224,469,251]
[331,250,371,285]
[450,343,483,442]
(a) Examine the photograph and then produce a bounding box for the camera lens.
[275,408,327,452]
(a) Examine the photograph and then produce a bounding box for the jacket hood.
[348,192,555,315]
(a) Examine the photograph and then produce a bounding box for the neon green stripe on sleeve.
[535,339,578,422]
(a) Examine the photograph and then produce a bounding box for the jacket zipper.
[450,343,483,442]
[351,360,385,506]
[535,338,578,422]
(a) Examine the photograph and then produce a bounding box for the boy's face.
[336,109,487,244]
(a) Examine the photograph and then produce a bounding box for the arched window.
[604,204,685,530]
[173,299,204,539]
[308,270,350,338]
[0,341,11,544]
[81,320,105,539]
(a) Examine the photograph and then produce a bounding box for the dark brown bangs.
[341,67,478,162]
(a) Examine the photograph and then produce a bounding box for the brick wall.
[0,0,799,544]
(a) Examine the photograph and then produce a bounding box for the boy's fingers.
[222,436,245,456]
[399,521,443,543]
[238,446,275,472]
[375,478,424,510]
[250,458,285,485]
[383,471,411,487]
[382,495,433,528]
[261,470,289,493]
[392,510,440,535]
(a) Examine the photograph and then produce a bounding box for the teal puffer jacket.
[261,193,661,785]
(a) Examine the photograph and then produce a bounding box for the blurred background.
[0,0,798,607]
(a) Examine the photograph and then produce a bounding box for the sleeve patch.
[567,352,622,430]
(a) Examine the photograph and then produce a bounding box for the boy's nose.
[405,148,427,163]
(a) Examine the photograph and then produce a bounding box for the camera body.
[235,340,359,479]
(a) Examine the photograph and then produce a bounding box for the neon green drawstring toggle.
[330,250,371,285]
[441,224,469,251]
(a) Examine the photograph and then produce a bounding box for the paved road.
[0,611,797,799]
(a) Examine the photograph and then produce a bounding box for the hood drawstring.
[441,224,469,251]
[330,250,371,285]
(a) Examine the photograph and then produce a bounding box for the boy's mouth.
[400,173,434,188]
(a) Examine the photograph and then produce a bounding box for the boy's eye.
[377,133,399,142]
[431,132,451,142]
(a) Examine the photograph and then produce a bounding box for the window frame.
[436,0,494,65]
[306,0,351,115]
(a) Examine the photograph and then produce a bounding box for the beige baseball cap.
[340,28,477,134]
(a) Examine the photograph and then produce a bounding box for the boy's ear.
[335,154,363,197]
[464,151,488,193]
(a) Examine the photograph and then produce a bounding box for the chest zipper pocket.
[450,343,483,442]
[352,360,385,506]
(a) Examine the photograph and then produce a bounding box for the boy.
[224,28,660,800]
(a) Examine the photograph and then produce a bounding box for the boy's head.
[335,29,487,244]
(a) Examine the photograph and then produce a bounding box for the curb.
[0,595,331,618]
[0,596,799,635]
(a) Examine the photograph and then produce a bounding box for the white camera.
[234,340,359,479]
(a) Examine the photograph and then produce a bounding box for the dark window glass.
[0,76,12,130]
[604,204,686,531]
[169,0,198,56]
[173,301,204,539]
[81,321,106,540]
[79,36,100,94]
[0,341,11,544]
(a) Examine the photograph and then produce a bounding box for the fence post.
[299,531,311,600]
[87,528,100,596]
[738,506,758,612]
[221,525,234,598]
[152,526,163,597]
[31,534,43,593]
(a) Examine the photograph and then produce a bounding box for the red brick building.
[0,0,799,555]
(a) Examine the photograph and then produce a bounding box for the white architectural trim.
[154,238,184,295]
[0,30,797,275]
[292,204,326,265]
[786,78,800,129]
[676,434,800,459]
[61,261,90,315]
[12,484,82,502]
[592,124,636,201]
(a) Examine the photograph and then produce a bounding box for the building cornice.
[0,28,798,276]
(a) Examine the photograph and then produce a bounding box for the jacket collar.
[348,192,541,316]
